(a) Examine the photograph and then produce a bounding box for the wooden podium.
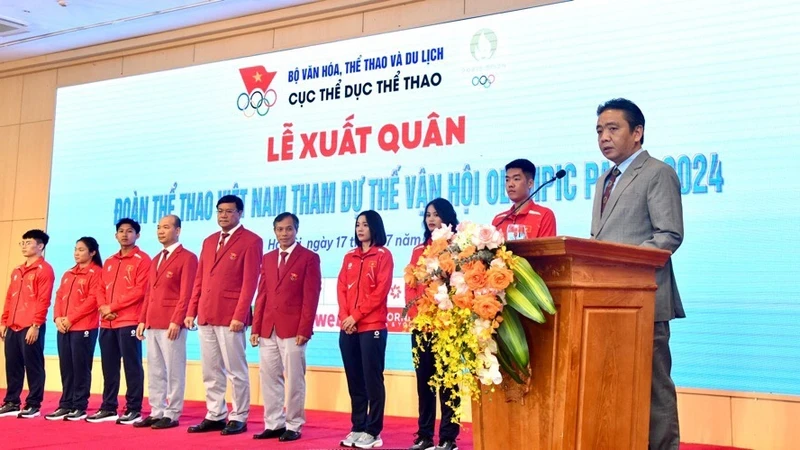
[471,236,671,450]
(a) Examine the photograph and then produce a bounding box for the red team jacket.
[188,227,263,327]
[404,241,429,320]
[101,246,152,329]
[491,201,557,239]
[253,244,322,340]
[337,246,394,333]
[139,245,198,330]
[1,257,55,331]
[54,264,103,331]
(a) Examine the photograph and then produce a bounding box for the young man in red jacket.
[0,229,55,419]
[251,212,322,442]
[135,215,197,430]
[87,218,151,425]
[492,158,557,239]
[185,195,263,436]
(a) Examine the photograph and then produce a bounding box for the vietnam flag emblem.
[239,66,276,94]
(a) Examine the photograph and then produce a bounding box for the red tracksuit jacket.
[337,245,394,333]
[53,264,103,331]
[1,257,55,331]
[101,246,151,329]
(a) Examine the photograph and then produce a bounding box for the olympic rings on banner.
[237,89,279,117]
[471,74,495,88]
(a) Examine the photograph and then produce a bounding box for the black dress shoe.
[253,427,286,439]
[279,430,301,442]
[221,420,247,436]
[187,419,226,433]
[133,416,161,428]
[152,417,179,429]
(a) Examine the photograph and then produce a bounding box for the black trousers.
[339,329,387,437]
[649,321,680,450]
[412,330,459,442]
[3,325,46,408]
[58,329,98,411]
[99,326,143,412]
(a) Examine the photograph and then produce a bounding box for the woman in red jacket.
[337,210,394,449]
[407,198,460,450]
[46,237,104,422]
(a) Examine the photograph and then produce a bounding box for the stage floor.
[0,390,746,449]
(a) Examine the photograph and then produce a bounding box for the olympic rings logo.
[472,74,495,88]
[236,89,277,117]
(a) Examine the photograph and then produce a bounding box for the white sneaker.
[354,433,383,449]
[340,431,364,447]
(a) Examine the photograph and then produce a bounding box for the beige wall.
[0,0,797,448]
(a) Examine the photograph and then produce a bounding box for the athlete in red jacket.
[47,237,104,422]
[88,219,151,425]
[0,229,54,419]
[406,198,461,450]
[336,210,394,449]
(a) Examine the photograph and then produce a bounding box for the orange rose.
[465,269,487,291]
[424,239,448,257]
[438,252,456,274]
[425,281,443,299]
[473,294,502,320]
[452,291,474,309]
[458,245,476,259]
[403,264,417,286]
[462,260,485,275]
[486,267,514,290]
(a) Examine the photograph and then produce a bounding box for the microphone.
[496,169,566,228]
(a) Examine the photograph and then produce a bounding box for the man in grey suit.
[591,98,684,450]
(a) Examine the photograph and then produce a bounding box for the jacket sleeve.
[172,253,198,326]
[298,252,322,339]
[643,166,684,252]
[68,271,102,324]
[33,266,55,326]
[251,255,268,336]
[538,208,557,237]
[139,268,152,324]
[187,245,205,318]
[233,236,263,324]
[110,256,151,313]
[405,248,421,304]
[2,271,14,325]
[352,251,394,323]
[337,257,348,322]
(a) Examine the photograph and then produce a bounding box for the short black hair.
[597,98,646,144]
[217,195,244,212]
[273,212,299,230]
[423,198,459,242]
[505,158,537,180]
[356,210,387,247]
[77,237,103,267]
[161,214,182,228]
[116,218,141,234]
[22,229,49,248]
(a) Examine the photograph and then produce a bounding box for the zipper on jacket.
[106,262,122,326]
[9,268,24,326]
[352,257,365,313]
[63,276,77,320]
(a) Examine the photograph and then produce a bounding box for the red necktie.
[601,167,621,214]
[157,249,169,271]
[278,251,288,278]
[217,232,230,254]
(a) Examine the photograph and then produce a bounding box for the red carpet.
[0,390,746,449]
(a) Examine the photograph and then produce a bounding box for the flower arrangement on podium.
[403,221,556,424]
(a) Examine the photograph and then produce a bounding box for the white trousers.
[198,325,249,422]
[146,328,187,420]
[259,329,307,432]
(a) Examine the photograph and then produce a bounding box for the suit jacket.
[591,150,685,322]
[187,226,263,326]
[252,244,322,339]
[140,245,198,329]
